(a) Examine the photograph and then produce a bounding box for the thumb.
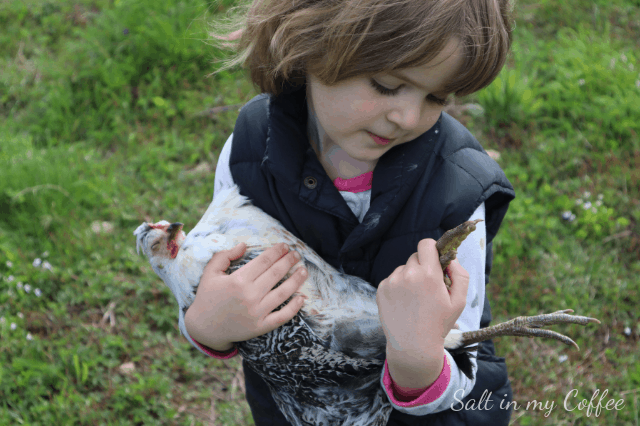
[205,242,247,275]
[446,258,470,303]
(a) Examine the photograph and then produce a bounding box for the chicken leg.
[437,219,600,350]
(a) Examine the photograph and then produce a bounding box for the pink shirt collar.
[333,171,373,193]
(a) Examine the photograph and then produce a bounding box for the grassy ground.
[0,0,638,424]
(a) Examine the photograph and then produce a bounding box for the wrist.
[385,334,444,359]
[206,341,235,352]
[386,345,445,389]
[184,304,201,338]
[184,305,233,351]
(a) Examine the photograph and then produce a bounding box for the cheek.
[351,100,377,115]
[423,110,442,130]
[320,99,377,134]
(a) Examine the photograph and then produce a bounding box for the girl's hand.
[376,238,469,356]
[184,242,308,350]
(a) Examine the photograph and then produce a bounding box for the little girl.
[183,0,516,424]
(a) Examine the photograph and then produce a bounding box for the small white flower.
[621,53,627,63]
[33,258,42,267]
[42,251,49,258]
[636,80,640,89]
[35,288,42,297]
[24,284,31,293]
[10,322,16,330]
[570,213,576,221]
[26,333,33,341]
[0,317,5,324]
[7,275,14,282]
[596,200,602,207]
[598,194,604,200]
[91,221,114,234]
[624,326,631,336]
[559,354,568,363]
[610,58,616,69]
[578,79,585,86]
[17,312,24,319]
[561,211,574,221]
[583,191,591,198]
[6,261,12,268]
[575,199,583,206]
[42,261,52,271]
[16,282,23,290]
[591,207,597,214]
[583,201,592,209]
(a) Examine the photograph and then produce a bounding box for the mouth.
[368,131,391,146]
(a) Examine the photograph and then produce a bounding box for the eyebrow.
[388,70,447,94]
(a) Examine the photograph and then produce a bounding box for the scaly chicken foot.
[435,218,484,290]
[434,223,600,350]
[459,309,601,350]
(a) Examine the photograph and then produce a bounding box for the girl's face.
[306,38,464,165]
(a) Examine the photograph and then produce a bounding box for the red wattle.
[168,240,179,258]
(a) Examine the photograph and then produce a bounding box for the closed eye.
[369,79,448,106]
[151,242,160,250]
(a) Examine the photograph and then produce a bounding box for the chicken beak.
[167,222,183,242]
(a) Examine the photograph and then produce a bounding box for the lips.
[368,131,391,146]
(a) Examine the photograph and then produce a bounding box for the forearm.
[385,344,445,390]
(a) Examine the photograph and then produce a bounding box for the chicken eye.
[151,242,160,250]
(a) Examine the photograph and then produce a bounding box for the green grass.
[0,0,639,424]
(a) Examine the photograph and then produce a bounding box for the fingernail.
[283,243,290,251]
[292,251,301,260]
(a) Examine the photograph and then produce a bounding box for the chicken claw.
[459,309,601,350]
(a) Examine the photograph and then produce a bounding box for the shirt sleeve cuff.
[192,339,239,359]
[383,354,450,407]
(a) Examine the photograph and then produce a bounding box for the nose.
[387,98,422,131]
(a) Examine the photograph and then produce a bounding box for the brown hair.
[206,0,515,97]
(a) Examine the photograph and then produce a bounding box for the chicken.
[133,184,599,426]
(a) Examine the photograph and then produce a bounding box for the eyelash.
[369,79,448,106]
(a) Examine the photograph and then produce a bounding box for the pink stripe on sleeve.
[193,339,239,359]
[383,354,450,407]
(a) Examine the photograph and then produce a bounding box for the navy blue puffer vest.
[229,82,516,426]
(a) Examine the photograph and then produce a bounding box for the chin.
[348,150,383,163]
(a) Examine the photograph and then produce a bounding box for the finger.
[404,252,420,268]
[262,265,307,314]
[261,290,307,333]
[415,238,441,271]
[447,258,470,308]
[234,242,290,283]
[385,264,405,286]
[204,242,247,277]
[257,248,303,294]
